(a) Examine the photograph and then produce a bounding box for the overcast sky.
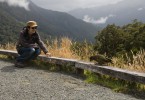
[31,0,124,12]
[0,0,124,12]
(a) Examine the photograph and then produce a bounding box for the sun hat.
[27,21,38,27]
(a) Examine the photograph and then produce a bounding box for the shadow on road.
[1,65,17,72]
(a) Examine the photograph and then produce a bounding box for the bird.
[89,54,112,65]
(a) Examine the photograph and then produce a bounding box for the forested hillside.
[0,8,23,44]
[0,0,100,44]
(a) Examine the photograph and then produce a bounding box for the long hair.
[22,26,29,40]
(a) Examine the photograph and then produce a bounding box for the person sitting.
[15,21,51,68]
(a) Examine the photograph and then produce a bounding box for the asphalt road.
[0,60,143,100]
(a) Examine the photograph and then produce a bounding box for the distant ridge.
[68,0,145,27]
[0,0,100,44]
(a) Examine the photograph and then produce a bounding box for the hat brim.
[31,25,38,27]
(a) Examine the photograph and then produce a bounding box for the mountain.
[0,7,23,44]
[0,0,99,44]
[68,0,145,26]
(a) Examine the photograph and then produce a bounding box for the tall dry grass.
[0,43,17,50]
[0,37,95,60]
[110,49,145,72]
[1,37,145,72]
[45,37,80,59]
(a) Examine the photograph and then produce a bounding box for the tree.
[94,24,126,57]
[94,20,145,57]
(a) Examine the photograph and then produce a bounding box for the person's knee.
[28,48,35,55]
[35,48,41,55]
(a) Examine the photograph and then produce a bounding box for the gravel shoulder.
[0,60,143,100]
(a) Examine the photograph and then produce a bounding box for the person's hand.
[45,52,51,57]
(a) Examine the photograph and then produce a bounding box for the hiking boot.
[14,61,25,68]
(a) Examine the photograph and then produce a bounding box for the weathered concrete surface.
[0,60,142,100]
[39,55,77,66]
[0,50,18,57]
[75,61,145,84]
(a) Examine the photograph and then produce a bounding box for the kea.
[89,54,112,65]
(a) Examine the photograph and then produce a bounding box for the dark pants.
[16,47,41,63]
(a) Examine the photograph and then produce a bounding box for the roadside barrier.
[0,49,145,84]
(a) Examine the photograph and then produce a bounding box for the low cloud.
[0,0,30,10]
[138,7,144,11]
[83,14,115,24]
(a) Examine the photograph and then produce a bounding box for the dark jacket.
[16,29,48,54]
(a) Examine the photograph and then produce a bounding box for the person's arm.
[36,33,49,55]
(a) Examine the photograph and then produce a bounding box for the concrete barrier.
[0,49,145,84]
